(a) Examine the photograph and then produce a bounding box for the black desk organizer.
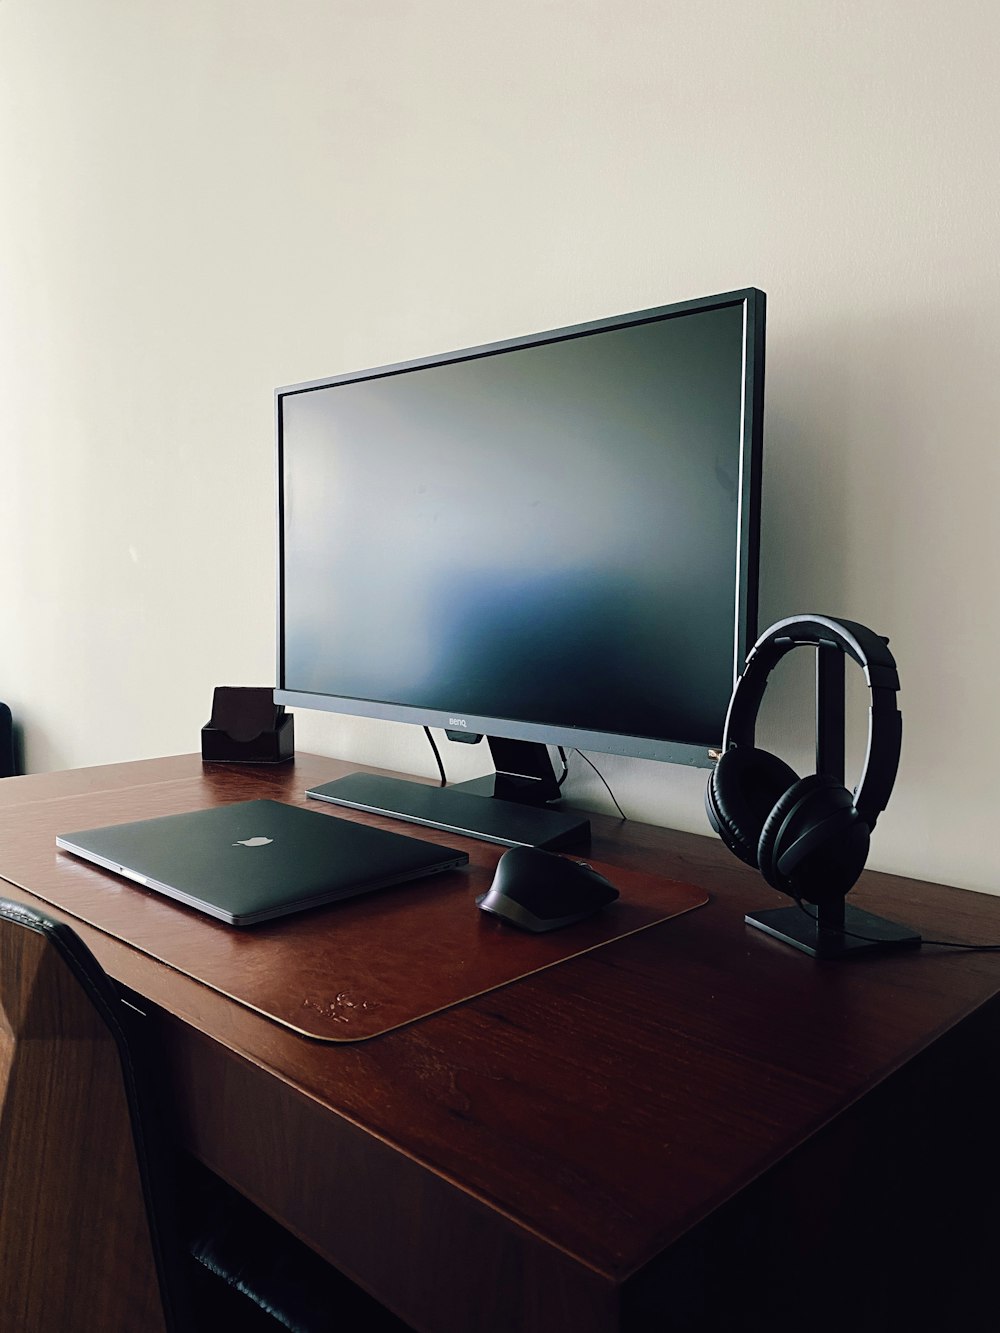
[201,687,294,764]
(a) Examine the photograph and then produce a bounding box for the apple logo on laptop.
[233,836,274,848]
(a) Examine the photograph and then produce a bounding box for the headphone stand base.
[746,903,922,959]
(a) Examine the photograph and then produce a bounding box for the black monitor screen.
[277,288,764,766]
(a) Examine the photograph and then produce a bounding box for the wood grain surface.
[4,754,1000,1332]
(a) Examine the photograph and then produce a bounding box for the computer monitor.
[275,287,765,847]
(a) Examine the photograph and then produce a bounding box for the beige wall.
[2,2,998,893]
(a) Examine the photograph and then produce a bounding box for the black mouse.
[476,846,619,933]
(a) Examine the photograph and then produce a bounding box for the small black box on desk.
[201,687,294,764]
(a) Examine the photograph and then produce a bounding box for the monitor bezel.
[275,286,765,771]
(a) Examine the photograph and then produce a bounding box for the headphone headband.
[722,614,901,829]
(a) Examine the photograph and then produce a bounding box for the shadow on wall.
[757,310,854,629]
[759,290,999,646]
[751,291,1000,888]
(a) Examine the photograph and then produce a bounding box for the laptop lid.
[56,799,468,926]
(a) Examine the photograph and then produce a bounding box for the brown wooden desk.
[2,753,999,1332]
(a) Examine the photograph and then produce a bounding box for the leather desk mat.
[0,779,708,1042]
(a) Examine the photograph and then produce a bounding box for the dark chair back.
[0,702,14,777]
[0,898,182,1331]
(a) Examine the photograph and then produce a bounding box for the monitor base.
[307,773,590,851]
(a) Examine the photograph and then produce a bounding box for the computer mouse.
[476,845,619,933]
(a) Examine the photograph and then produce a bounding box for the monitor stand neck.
[452,737,562,806]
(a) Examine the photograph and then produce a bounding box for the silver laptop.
[56,799,468,926]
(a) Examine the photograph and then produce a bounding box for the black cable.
[794,897,1000,953]
[918,938,1000,951]
[573,750,627,821]
[422,727,447,786]
[423,732,623,820]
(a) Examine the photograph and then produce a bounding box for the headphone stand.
[746,900,922,959]
[710,616,918,958]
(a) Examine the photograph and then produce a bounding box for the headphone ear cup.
[706,747,800,869]
[758,773,871,903]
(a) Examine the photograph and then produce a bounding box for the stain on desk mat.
[0,782,707,1041]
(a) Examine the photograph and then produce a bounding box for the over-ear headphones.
[705,615,901,905]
